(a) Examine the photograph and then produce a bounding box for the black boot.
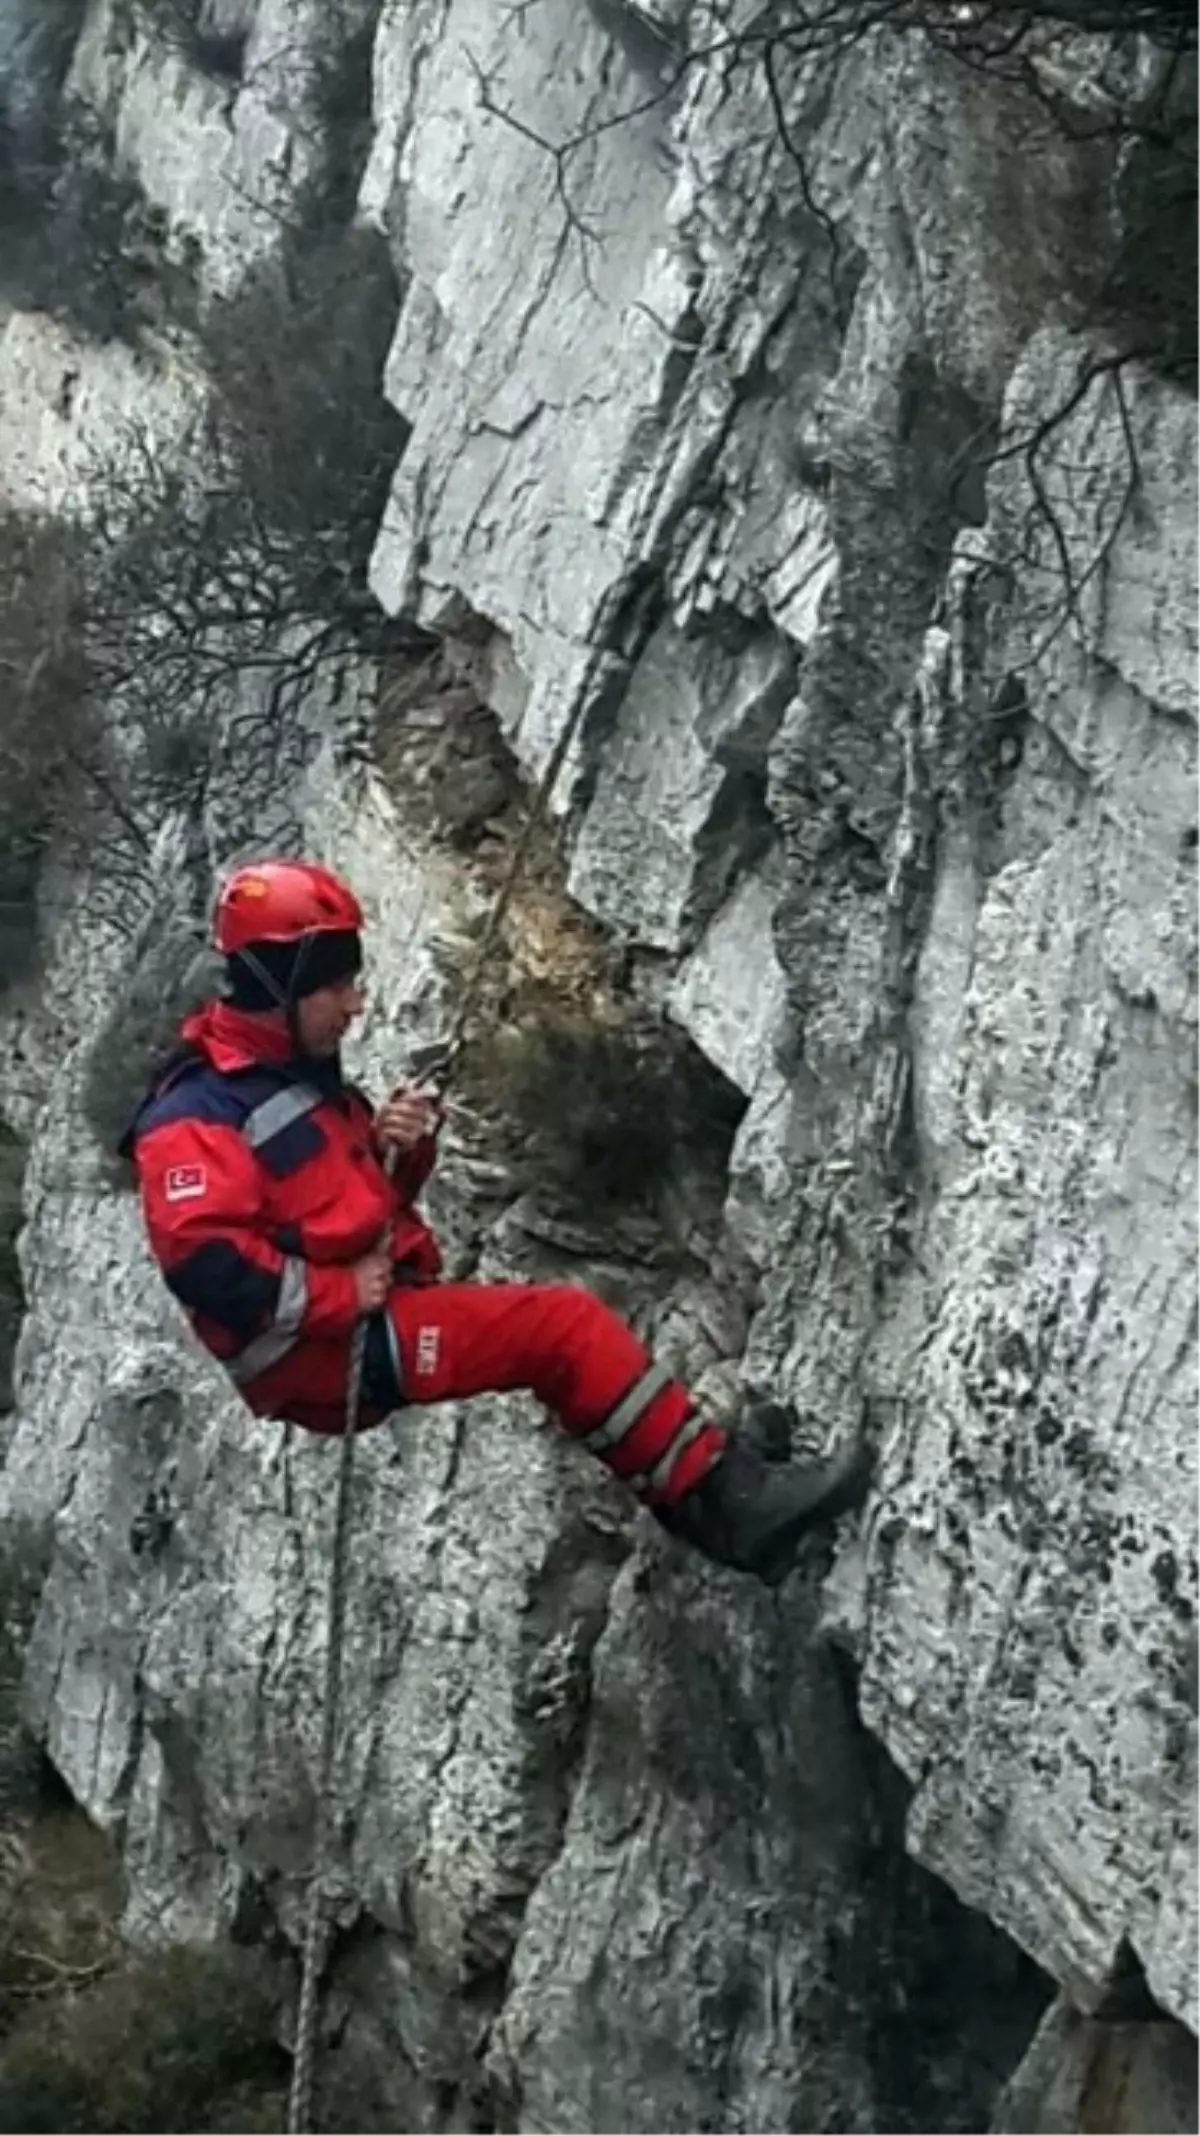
[654,1430,871,1587]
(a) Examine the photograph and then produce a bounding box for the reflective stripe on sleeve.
[241,1085,324,1150]
[225,1255,309,1385]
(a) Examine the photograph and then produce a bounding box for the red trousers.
[244,1279,725,1507]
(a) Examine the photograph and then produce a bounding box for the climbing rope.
[286,1317,368,2136]
[286,692,594,2130]
[286,199,768,2127]
[286,690,597,2132]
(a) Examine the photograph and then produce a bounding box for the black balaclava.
[225,929,362,1069]
[225,928,362,1011]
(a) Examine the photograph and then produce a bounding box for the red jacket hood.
[181,999,300,1075]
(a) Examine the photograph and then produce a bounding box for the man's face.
[294,976,365,1058]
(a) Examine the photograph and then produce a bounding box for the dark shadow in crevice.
[825,1644,1056,2134]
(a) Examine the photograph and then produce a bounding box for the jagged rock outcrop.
[0,1,1195,2130]
[362,0,1198,2027]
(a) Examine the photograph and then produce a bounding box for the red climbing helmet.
[214,860,364,954]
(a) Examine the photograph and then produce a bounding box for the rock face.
[835,341,1198,2033]
[0,1,1196,2131]
[993,1990,1200,2135]
[65,0,376,292]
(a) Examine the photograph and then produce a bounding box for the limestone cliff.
[0,1,1195,2130]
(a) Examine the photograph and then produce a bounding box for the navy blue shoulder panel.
[254,1111,328,1179]
[134,1071,247,1142]
[132,1063,294,1146]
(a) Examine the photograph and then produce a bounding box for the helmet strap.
[234,944,289,1009]
[285,935,315,1056]
[228,932,349,1060]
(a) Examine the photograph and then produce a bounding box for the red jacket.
[129,1001,441,1414]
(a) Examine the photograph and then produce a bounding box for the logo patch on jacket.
[415,1325,441,1376]
[164,1163,208,1203]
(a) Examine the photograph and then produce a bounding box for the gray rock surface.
[365,0,1197,2045]
[65,0,375,293]
[0,0,1195,2130]
[993,1990,1199,2135]
[830,339,1198,2031]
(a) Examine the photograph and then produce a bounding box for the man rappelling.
[126,859,870,1585]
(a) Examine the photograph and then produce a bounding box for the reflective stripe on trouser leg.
[626,1409,716,1499]
[578,1361,676,1459]
[384,1282,726,1503]
[579,1362,727,1506]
